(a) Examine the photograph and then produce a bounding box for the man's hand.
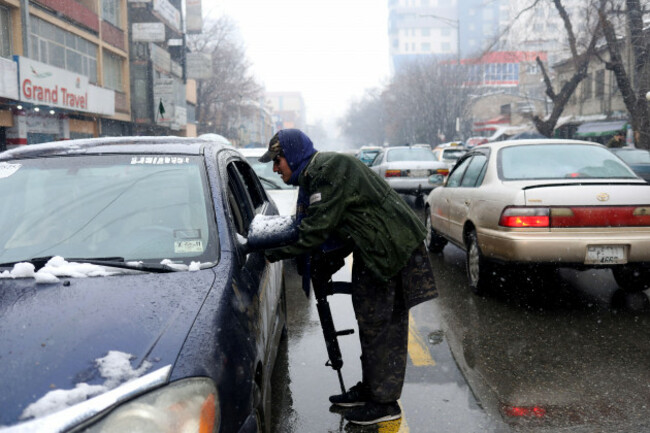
[264,248,286,263]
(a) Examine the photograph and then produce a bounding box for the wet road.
[271,242,650,433]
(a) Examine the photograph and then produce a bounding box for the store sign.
[17,57,91,112]
[186,52,212,79]
[152,0,180,32]
[151,43,171,73]
[132,23,166,42]
[186,0,203,34]
[0,58,18,100]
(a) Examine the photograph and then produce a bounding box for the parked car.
[239,147,299,215]
[356,145,383,166]
[424,139,650,295]
[0,137,287,433]
[369,146,448,200]
[432,143,468,169]
[609,147,650,182]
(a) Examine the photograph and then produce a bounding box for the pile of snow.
[20,351,152,420]
[0,257,115,284]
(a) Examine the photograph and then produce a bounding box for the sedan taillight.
[385,169,403,178]
[499,207,550,227]
[499,206,650,228]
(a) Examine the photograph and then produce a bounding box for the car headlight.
[84,378,219,433]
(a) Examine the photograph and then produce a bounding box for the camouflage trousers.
[351,242,437,403]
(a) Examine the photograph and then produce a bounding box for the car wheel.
[612,265,650,292]
[424,207,447,254]
[465,230,493,296]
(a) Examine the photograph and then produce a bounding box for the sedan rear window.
[0,155,218,266]
[386,148,436,162]
[499,144,638,180]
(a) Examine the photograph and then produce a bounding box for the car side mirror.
[239,214,299,254]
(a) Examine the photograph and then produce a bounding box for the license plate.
[585,245,627,264]
[409,169,427,177]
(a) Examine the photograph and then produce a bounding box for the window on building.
[102,0,121,28]
[421,28,430,37]
[103,51,123,91]
[30,15,97,83]
[441,42,450,52]
[421,42,431,52]
[441,28,451,37]
[0,6,11,58]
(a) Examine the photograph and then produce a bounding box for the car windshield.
[615,149,650,164]
[499,144,638,180]
[386,148,436,162]
[0,155,218,266]
[245,156,294,190]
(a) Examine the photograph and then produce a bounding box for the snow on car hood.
[0,267,216,427]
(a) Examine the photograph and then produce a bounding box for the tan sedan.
[424,139,650,295]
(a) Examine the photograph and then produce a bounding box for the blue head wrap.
[278,129,317,186]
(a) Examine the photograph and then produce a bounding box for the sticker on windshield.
[130,156,190,165]
[175,240,203,253]
[0,162,21,179]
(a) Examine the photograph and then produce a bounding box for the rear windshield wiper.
[0,256,178,273]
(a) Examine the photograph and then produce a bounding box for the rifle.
[305,252,354,394]
[244,214,355,393]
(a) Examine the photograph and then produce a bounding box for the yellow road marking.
[378,401,409,432]
[407,312,436,366]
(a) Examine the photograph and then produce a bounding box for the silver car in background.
[369,146,448,204]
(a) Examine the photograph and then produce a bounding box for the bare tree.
[381,59,470,145]
[186,17,264,138]
[531,0,606,137]
[597,0,650,149]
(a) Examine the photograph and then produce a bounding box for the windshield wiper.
[0,256,178,273]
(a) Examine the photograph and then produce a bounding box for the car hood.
[0,270,216,427]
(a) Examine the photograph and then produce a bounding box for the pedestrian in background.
[607,130,626,148]
[260,128,438,426]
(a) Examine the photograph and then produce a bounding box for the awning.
[575,120,627,137]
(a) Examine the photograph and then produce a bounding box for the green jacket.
[267,151,427,281]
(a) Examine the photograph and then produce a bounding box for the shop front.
[6,56,115,149]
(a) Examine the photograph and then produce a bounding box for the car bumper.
[478,228,650,265]
[385,178,435,194]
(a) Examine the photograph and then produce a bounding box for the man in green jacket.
[260,129,437,425]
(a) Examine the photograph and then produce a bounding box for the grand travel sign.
[16,56,91,112]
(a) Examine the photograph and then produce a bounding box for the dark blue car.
[0,137,287,433]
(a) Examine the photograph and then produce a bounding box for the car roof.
[478,138,601,151]
[238,147,266,158]
[0,136,233,160]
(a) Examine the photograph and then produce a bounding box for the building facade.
[266,91,306,132]
[0,0,199,150]
[387,0,508,73]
